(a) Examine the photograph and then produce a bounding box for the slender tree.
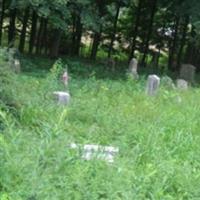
[19,7,30,52]
[107,0,121,58]
[8,8,17,47]
[141,0,157,67]
[0,0,5,45]
[129,0,142,61]
[29,10,38,54]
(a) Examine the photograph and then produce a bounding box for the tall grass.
[1,58,200,199]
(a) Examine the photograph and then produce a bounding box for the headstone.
[13,59,21,73]
[128,58,139,79]
[53,91,70,104]
[176,79,188,90]
[146,75,160,96]
[180,64,196,83]
[69,143,119,163]
[62,71,69,86]
[161,76,175,89]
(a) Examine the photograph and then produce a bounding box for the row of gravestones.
[54,59,196,105]
[128,58,196,95]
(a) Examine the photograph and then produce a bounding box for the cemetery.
[1,50,200,199]
[1,0,200,199]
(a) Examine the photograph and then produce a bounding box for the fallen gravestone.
[176,79,188,90]
[53,91,70,105]
[70,143,119,163]
[146,75,160,96]
[180,64,196,83]
[128,58,139,79]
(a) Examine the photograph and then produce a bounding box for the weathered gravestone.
[70,143,119,163]
[128,58,139,79]
[62,71,69,87]
[146,75,160,96]
[180,64,196,83]
[53,91,70,105]
[13,59,21,73]
[176,79,188,90]
[7,48,21,73]
[161,76,175,89]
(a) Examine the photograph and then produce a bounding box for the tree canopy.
[0,0,200,71]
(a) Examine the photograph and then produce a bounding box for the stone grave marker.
[53,91,70,105]
[70,143,119,163]
[176,79,188,90]
[128,58,139,79]
[180,64,196,83]
[146,75,160,96]
[161,76,175,89]
[13,59,21,73]
[62,71,69,87]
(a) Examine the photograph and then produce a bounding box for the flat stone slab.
[69,143,119,163]
[53,91,70,104]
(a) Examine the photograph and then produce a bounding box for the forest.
[1,1,200,200]
[0,0,200,70]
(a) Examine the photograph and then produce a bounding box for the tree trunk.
[107,1,121,58]
[176,16,189,69]
[129,0,142,61]
[168,16,180,71]
[71,13,76,55]
[73,15,82,56]
[42,19,48,55]
[8,8,17,47]
[19,7,30,52]
[90,28,102,60]
[36,18,44,54]
[0,0,5,45]
[184,25,195,64]
[29,10,38,54]
[49,29,62,58]
[38,18,48,54]
[141,0,157,67]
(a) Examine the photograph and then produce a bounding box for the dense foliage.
[0,0,200,70]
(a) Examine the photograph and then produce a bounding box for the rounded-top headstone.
[161,76,175,89]
[128,58,139,79]
[176,79,188,90]
[146,74,160,96]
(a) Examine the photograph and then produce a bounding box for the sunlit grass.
[1,58,200,199]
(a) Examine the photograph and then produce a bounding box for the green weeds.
[1,59,200,199]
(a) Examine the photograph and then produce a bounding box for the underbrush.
[1,58,200,199]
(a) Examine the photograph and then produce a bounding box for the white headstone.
[69,143,119,163]
[53,91,70,104]
[176,79,188,90]
[13,59,21,73]
[128,58,139,79]
[180,64,196,83]
[62,71,69,86]
[146,75,160,96]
